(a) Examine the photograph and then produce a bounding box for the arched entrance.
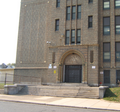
[64,54,82,83]
[58,50,86,83]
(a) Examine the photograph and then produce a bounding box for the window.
[71,29,75,44]
[103,0,110,10]
[115,0,120,8]
[56,0,60,7]
[116,70,120,84]
[66,7,70,20]
[55,19,59,31]
[103,43,110,62]
[77,29,81,44]
[88,16,92,28]
[89,0,93,3]
[90,51,94,63]
[115,16,120,34]
[65,30,70,45]
[104,70,110,84]
[72,6,76,20]
[115,42,120,61]
[66,5,81,20]
[103,17,110,35]
[77,5,81,19]
[65,29,81,45]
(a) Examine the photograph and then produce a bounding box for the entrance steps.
[44,83,88,87]
[18,83,100,99]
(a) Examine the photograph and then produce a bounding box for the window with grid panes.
[72,6,76,20]
[88,16,92,28]
[103,0,110,10]
[77,29,81,44]
[103,17,110,35]
[115,42,120,61]
[116,70,120,84]
[115,16,120,34]
[71,29,75,44]
[103,43,110,62]
[56,0,60,7]
[55,19,59,31]
[89,0,93,3]
[77,5,81,19]
[66,7,70,20]
[115,0,120,8]
[65,30,70,45]
[104,70,110,84]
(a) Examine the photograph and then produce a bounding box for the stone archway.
[58,49,87,83]
[64,54,82,65]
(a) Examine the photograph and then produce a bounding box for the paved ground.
[0,94,120,111]
[0,101,116,112]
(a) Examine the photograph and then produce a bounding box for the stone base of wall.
[3,83,108,99]
[17,84,100,99]
[4,84,26,95]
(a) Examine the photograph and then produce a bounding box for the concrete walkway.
[0,94,120,111]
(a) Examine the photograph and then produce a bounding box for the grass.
[0,83,13,89]
[103,87,120,102]
[0,83,4,89]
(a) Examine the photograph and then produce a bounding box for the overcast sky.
[0,0,21,64]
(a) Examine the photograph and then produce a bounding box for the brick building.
[14,0,120,86]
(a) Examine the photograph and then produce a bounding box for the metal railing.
[0,73,13,85]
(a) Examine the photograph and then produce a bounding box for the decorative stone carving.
[64,54,82,65]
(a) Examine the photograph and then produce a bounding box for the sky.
[0,0,21,65]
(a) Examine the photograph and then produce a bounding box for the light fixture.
[46,41,51,44]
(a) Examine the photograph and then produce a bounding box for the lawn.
[0,83,13,89]
[103,87,120,102]
[0,83,4,89]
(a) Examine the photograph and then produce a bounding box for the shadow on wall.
[16,86,28,95]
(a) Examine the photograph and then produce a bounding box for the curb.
[0,99,120,111]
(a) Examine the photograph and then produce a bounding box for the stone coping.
[4,84,27,88]
[99,86,109,89]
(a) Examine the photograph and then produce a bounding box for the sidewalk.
[0,94,120,111]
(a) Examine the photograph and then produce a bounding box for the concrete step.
[17,85,99,99]
[44,83,88,87]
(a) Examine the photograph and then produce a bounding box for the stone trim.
[0,68,14,71]
[15,67,48,70]
[59,49,85,65]
[49,44,99,48]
